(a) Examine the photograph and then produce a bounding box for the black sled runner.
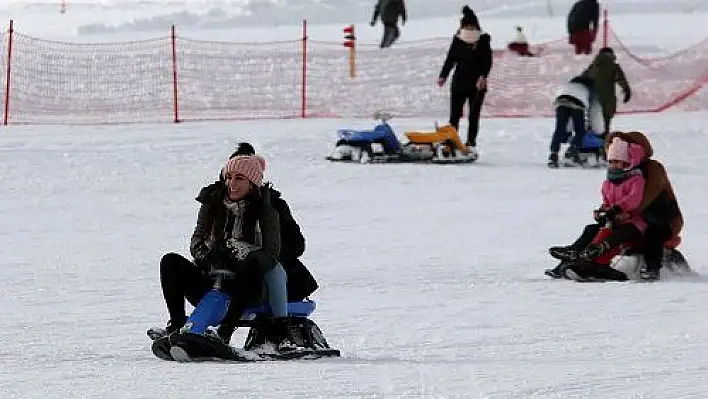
[148,269,340,362]
[148,300,341,363]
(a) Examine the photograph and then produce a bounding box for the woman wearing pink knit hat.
[151,154,301,353]
[548,137,649,281]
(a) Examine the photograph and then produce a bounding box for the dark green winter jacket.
[371,0,407,26]
[581,51,631,121]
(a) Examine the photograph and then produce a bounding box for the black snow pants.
[380,23,400,48]
[550,105,586,153]
[449,89,486,147]
[643,223,673,272]
[159,252,265,327]
[568,222,642,251]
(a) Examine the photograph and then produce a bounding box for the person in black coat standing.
[567,0,600,54]
[437,5,493,158]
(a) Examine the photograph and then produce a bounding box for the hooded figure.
[581,47,632,135]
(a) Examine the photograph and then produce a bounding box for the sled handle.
[210,269,236,290]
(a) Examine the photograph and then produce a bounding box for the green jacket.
[581,51,631,119]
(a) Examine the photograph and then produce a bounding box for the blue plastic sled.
[582,131,605,150]
[180,268,318,334]
[185,293,318,333]
[241,299,316,321]
[562,130,605,151]
[335,122,402,154]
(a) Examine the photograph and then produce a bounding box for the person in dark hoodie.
[567,0,600,54]
[370,0,407,48]
[437,5,493,160]
[581,47,632,136]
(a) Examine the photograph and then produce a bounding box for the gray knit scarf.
[223,198,262,246]
[223,199,248,241]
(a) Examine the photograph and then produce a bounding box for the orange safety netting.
[0,25,705,124]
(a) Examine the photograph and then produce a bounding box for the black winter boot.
[147,317,186,340]
[564,146,585,166]
[580,241,610,260]
[549,246,579,261]
[640,257,661,281]
[548,152,559,168]
[269,317,299,352]
[216,323,236,345]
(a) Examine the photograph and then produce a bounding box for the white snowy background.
[1,1,708,398]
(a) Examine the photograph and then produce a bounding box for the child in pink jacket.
[579,136,647,261]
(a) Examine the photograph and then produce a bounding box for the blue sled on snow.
[560,130,608,168]
[335,123,403,154]
[148,269,339,362]
[580,130,605,150]
[326,120,404,163]
[326,111,477,164]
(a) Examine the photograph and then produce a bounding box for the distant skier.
[370,0,407,48]
[567,0,600,54]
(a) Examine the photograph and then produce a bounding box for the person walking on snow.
[581,47,632,137]
[567,0,600,54]
[547,75,601,168]
[370,0,407,48]
[437,5,492,160]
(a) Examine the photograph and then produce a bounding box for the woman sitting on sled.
[547,136,647,281]
[152,155,301,352]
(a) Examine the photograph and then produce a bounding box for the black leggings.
[643,223,673,272]
[159,252,266,326]
[449,89,486,147]
[570,223,642,250]
[159,253,212,324]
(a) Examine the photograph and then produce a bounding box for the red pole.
[301,19,307,118]
[171,24,180,123]
[602,9,608,48]
[4,20,14,126]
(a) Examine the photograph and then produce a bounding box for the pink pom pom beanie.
[222,155,266,186]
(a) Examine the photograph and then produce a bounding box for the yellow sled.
[404,124,469,154]
[401,124,477,164]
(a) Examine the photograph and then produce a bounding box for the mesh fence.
[0,24,706,125]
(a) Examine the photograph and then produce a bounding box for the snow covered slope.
[1,112,707,398]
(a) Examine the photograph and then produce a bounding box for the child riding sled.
[546,136,647,281]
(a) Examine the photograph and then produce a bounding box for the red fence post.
[301,19,307,118]
[4,20,13,126]
[171,24,180,123]
[602,9,609,48]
